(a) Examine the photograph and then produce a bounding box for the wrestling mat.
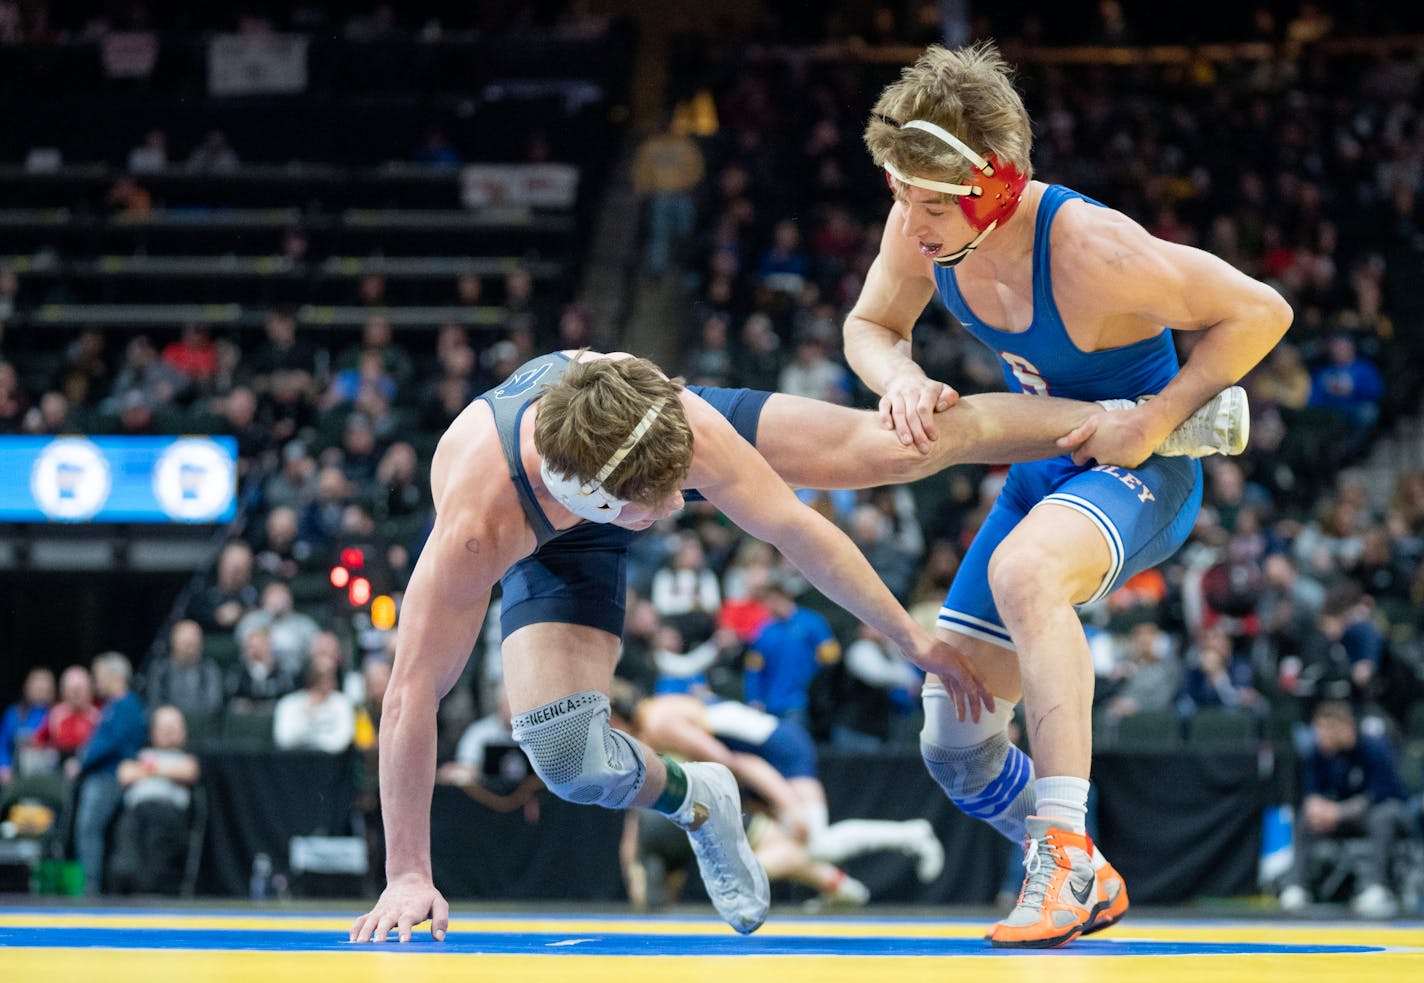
[2,905,1421,983]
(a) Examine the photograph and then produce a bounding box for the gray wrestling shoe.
[671,761,770,934]
[1099,386,1250,458]
[1155,386,1250,457]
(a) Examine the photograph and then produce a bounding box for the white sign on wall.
[208,34,308,97]
[460,164,580,209]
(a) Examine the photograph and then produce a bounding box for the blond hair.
[535,357,693,504]
[864,42,1033,199]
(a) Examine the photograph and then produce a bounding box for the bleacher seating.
[1,24,632,391]
[1186,709,1260,747]
[219,711,277,750]
[0,9,636,698]
[1098,711,1181,751]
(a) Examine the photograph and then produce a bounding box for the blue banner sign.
[0,435,238,523]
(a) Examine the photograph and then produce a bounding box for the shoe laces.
[1017,834,1057,909]
[677,775,739,894]
[1181,405,1221,443]
[1017,832,1077,909]
[690,808,737,892]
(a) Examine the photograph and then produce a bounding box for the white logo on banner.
[153,439,236,521]
[30,438,113,520]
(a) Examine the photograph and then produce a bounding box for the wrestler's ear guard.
[957,153,1026,233]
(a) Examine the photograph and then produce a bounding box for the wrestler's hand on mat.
[904,636,994,724]
[350,873,450,943]
[879,371,958,454]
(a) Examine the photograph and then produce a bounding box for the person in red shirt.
[161,321,218,386]
[34,665,102,762]
[717,562,773,644]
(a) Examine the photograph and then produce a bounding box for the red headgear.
[882,119,1028,264]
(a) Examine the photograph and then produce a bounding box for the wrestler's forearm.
[373,513,495,881]
[843,317,922,396]
[772,514,922,655]
[378,687,438,880]
[1138,309,1288,440]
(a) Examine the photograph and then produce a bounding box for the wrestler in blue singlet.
[932,185,1204,648]
[702,699,820,781]
[476,352,771,640]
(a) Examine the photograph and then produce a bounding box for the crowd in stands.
[640,8,1424,745]
[0,2,1421,909]
[0,0,621,892]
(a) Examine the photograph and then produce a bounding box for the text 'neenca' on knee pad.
[510,690,647,808]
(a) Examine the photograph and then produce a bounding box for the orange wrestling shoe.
[987,817,1097,949]
[1083,846,1129,935]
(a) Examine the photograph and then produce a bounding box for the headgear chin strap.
[540,398,669,523]
[883,118,1027,267]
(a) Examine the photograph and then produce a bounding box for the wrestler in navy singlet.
[931,186,1204,648]
[703,700,819,780]
[475,352,771,639]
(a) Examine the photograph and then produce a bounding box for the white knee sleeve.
[511,690,647,808]
[921,677,1018,749]
[920,679,1035,842]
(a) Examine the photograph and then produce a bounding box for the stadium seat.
[1267,701,1302,744]
[1400,741,1424,797]
[179,785,209,898]
[1408,704,1424,741]
[0,771,70,892]
[182,710,221,749]
[204,634,241,672]
[1187,708,1258,747]
[1100,710,1180,750]
[288,570,334,606]
[220,710,277,749]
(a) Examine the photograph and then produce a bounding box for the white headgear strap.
[903,119,992,172]
[883,119,994,196]
[540,398,669,523]
[885,119,998,267]
[884,159,975,197]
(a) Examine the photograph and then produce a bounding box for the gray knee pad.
[511,690,647,808]
[920,681,1034,843]
[921,733,1036,842]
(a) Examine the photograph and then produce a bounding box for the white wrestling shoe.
[671,761,771,934]
[1099,385,1250,458]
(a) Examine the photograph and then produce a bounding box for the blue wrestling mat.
[0,923,1394,956]
[2,906,1421,983]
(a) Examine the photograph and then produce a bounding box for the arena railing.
[10,303,508,330]
[727,34,1424,66]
